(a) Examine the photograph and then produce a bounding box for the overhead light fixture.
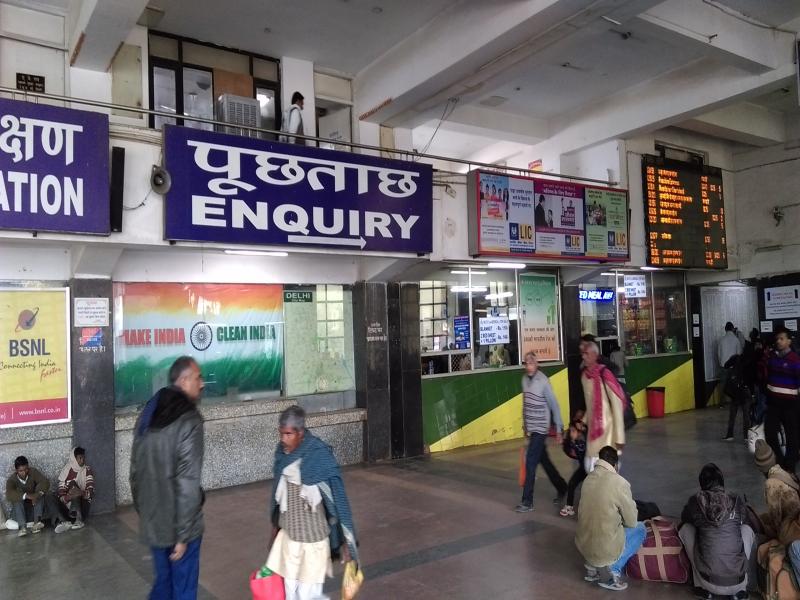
[487,262,525,269]
[617,287,625,293]
[485,291,514,300]
[450,286,488,293]
[640,266,660,271]
[450,269,486,275]
[601,15,623,26]
[600,272,617,276]
[224,249,288,257]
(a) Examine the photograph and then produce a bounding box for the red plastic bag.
[250,568,285,600]
[518,446,526,487]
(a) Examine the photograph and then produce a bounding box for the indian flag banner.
[113,283,283,407]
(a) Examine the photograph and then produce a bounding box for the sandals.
[560,505,575,517]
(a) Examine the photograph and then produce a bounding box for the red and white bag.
[625,517,690,584]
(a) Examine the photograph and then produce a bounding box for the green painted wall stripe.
[625,354,692,396]
[422,364,565,446]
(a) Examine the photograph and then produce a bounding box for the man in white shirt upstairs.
[283,91,305,145]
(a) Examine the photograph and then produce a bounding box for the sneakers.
[722,436,734,442]
[71,521,85,530]
[692,587,713,599]
[17,527,28,537]
[584,565,600,582]
[598,572,628,591]
[54,522,72,534]
[560,505,576,517]
[514,503,533,513]
[31,521,44,534]
[733,591,749,600]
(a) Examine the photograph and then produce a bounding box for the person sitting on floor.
[54,446,94,533]
[754,439,800,545]
[5,456,49,537]
[678,463,752,600]
[575,445,645,591]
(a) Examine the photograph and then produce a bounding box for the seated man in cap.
[754,439,800,545]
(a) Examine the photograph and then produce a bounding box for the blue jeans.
[610,522,647,576]
[521,432,567,506]
[789,541,800,580]
[149,537,202,600]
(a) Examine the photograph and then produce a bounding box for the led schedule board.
[642,155,727,269]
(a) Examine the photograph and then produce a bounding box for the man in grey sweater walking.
[516,351,568,512]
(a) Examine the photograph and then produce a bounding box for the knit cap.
[754,439,776,474]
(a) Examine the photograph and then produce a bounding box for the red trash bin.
[646,387,666,418]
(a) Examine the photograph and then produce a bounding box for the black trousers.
[765,400,799,472]
[566,464,587,505]
[726,396,751,438]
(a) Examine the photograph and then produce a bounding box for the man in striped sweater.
[765,327,800,472]
[515,351,568,513]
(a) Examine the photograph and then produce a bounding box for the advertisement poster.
[454,315,470,349]
[534,180,585,256]
[585,187,628,259]
[0,288,70,427]
[113,283,283,407]
[478,316,510,346]
[765,285,800,319]
[519,274,560,361]
[477,172,511,252]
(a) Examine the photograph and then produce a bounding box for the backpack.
[278,105,299,143]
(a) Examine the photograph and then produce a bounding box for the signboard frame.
[467,169,630,261]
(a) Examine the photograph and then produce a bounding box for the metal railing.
[0,85,617,186]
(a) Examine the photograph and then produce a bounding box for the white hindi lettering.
[0,115,83,165]
[187,140,420,198]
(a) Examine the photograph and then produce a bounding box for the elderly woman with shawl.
[54,446,94,533]
[582,342,627,472]
[267,405,358,600]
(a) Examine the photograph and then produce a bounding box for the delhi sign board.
[163,125,433,253]
[0,97,110,235]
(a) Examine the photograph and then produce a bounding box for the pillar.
[69,278,115,513]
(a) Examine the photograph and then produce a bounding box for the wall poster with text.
[534,180,585,256]
[474,172,535,255]
[0,288,70,427]
[519,274,560,361]
[585,187,628,259]
[113,283,283,407]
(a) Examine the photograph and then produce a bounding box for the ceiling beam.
[678,102,786,147]
[435,105,548,145]
[636,0,794,74]
[69,0,150,71]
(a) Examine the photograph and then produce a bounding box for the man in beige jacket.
[576,446,645,591]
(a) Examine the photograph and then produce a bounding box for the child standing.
[560,409,588,517]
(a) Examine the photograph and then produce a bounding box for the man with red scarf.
[581,342,626,472]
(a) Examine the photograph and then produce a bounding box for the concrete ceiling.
[146,0,459,75]
[712,0,800,27]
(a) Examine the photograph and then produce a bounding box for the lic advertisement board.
[163,126,433,253]
[0,97,110,235]
[467,169,629,261]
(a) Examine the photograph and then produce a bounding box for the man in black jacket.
[678,463,752,600]
[130,356,205,600]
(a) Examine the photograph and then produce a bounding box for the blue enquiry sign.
[163,126,433,253]
[0,97,110,234]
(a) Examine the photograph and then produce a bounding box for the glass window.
[153,66,177,129]
[284,284,355,396]
[472,270,518,369]
[653,272,688,353]
[182,67,214,130]
[619,274,655,356]
[420,271,473,375]
[578,272,618,339]
[256,86,277,131]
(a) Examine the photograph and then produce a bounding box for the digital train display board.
[642,154,727,269]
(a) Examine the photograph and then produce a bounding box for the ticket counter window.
[620,284,655,357]
[653,272,688,353]
[472,270,518,370]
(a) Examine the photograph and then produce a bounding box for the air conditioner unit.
[216,94,260,138]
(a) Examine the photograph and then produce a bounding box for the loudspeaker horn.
[150,165,172,195]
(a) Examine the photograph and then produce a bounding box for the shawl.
[583,364,626,441]
[271,431,359,563]
[58,447,90,492]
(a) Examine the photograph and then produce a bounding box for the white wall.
[733,141,800,278]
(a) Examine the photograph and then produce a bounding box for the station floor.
[1,407,767,600]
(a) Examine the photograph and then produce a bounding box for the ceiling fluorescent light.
[488,262,525,269]
[224,249,288,257]
[450,269,487,275]
[450,286,488,293]
[485,291,514,300]
[601,15,623,26]
[600,272,616,276]
[616,287,626,293]
[640,266,660,271]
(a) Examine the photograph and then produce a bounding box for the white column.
[281,56,316,141]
